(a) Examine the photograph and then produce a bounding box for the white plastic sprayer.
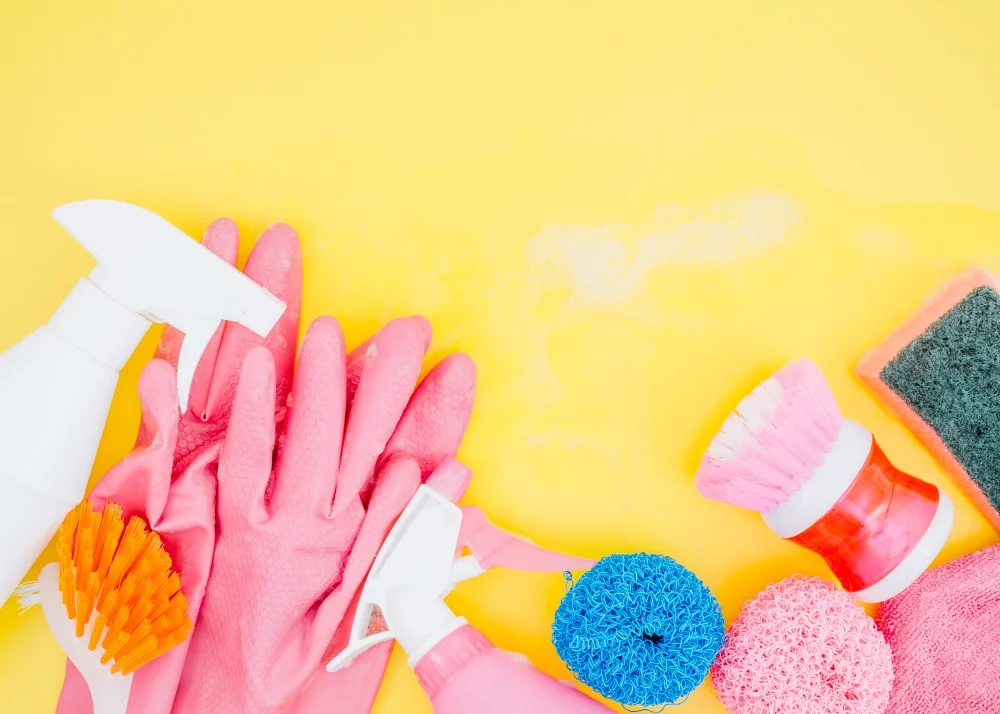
[328,485,613,714]
[0,200,285,602]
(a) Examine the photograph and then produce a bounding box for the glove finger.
[333,318,428,515]
[115,443,219,714]
[346,316,431,406]
[151,218,239,418]
[83,362,215,714]
[379,353,477,479]
[153,441,220,614]
[90,359,179,525]
[424,457,473,503]
[295,642,393,714]
[218,347,276,526]
[271,317,347,518]
[203,223,303,424]
[308,455,421,664]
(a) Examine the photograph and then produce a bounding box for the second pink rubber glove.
[172,316,476,713]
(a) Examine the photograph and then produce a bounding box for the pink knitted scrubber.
[876,544,1000,714]
[712,576,893,714]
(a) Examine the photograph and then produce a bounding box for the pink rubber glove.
[56,219,303,714]
[291,342,479,714]
[172,315,476,714]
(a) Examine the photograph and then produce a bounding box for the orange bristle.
[162,572,182,599]
[72,503,92,566]
[122,650,160,676]
[57,506,80,618]
[75,572,101,638]
[100,605,130,660]
[133,591,169,632]
[124,591,158,633]
[104,605,127,640]
[123,623,192,675]
[53,503,193,677]
[136,530,163,564]
[93,504,124,581]
[112,634,157,675]
[89,612,108,651]
[116,574,139,613]
[76,534,94,592]
[149,613,178,640]
[100,631,130,666]
[60,566,77,620]
[113,620,152,661]
[103,517,147,595]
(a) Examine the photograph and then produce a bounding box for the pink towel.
[876,544,1000,713]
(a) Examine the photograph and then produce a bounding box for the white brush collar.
[762,418,872,538]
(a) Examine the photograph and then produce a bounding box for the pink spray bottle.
[326,485,614,713]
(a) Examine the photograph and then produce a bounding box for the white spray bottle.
[0,200,286,602]
[327,485,613,714]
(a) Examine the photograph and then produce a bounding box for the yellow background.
[2,1,999,711]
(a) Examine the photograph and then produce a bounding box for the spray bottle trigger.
[326,486,596,675]
[51,200,287,411]
[449,555,486,585]
[326,486,464,673]
[326,612,395,673]
[457,506,597,573]
[151,309,221,414]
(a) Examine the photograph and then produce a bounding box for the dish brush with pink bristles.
[694,358,953,603]
[695,359,842,511]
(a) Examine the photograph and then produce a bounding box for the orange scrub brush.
[18,501,192,714]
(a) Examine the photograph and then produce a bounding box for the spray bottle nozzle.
[327,485,596,673]
[52,200,287,412]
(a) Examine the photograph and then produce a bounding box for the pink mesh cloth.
[876,544,1000,714]
[712,576,893,714]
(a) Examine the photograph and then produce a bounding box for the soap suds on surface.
[858,228,910,260]
[525,429,631,510]
[525,429,622,468]
[527,190,800,311]
[488,190,802,405]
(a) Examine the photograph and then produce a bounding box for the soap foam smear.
[527,191,801,312]
[695,360,842,512]
[488,191,802,407]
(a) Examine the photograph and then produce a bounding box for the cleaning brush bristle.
[695,360,843,512]
[51,502,192,676]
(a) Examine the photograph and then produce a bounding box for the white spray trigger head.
[326,485,596,673]
[52,200,287,412]
[327,486,467,673]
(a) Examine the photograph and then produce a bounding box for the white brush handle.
[87,678,133,714]
[38,564,134,714]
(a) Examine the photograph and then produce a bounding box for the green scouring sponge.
[857,268,1000,533]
